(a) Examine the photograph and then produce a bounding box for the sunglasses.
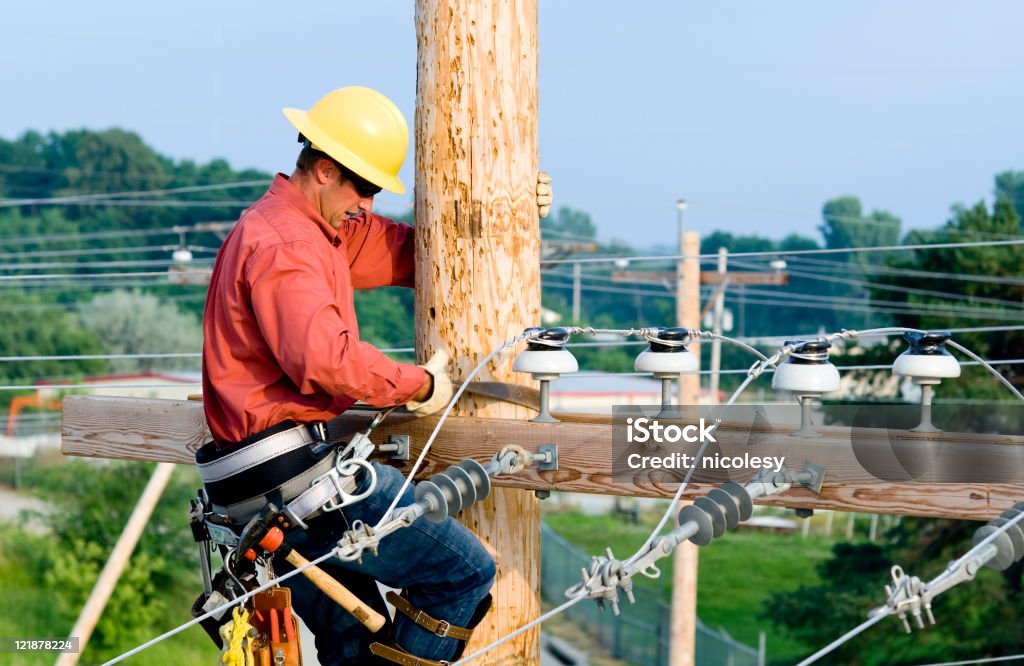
[338,163,383,198]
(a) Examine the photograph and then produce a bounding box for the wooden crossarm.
[61,395,1024,520]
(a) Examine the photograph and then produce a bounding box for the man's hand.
[404,350,454,417]
[537,171,553,218]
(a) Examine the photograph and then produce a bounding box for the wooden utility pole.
[414,1,541,663]
[671,202,701,666]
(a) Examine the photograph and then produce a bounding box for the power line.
[0,258,214,271]
[788,255,1024,288]
[1,199,256,208]
[542,238,1024,266]
[729,259,1024,309]
[737,286,1024,319]
[0,220,235,248]
[0,179,269,207]
[910,654,1024,666]
[0,244,219,260]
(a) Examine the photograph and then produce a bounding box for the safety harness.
[189,408,499,666]
[195,419,376,529]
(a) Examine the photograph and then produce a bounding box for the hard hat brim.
[283,107,406,195]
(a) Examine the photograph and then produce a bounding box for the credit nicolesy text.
[626,417,717,444]
[626,451,786,474]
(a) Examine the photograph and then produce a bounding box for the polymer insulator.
[678,504,715,546]
[694,496,727,539]
[976,503,1024,571]
[412,458,494,524]
[677,481,758,547]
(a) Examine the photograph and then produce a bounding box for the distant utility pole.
[671,199,700,666]
[708,247,728,404]
[573,261,581,322]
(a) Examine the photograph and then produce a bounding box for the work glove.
[537,171,553,218]
[404,350,454,417]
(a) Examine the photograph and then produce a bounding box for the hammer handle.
[284,549,387,633]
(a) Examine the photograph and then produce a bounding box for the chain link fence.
[542,522,763,666]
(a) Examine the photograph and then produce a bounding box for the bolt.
[535,489,551,500]
[795,508,814,519]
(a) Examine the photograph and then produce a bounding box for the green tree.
[0,291,106,384]
[78,290,202,373]
[21,461,202,661]
[869,197,1023,397]
[541,205,597,240]
[994,170,1024,221]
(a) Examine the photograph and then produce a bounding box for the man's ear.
[314,157,336,185]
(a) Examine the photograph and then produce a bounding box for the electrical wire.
[793,611,893,666]
[910,654,1024,666]
[787,255,1024,288]
[0,179,269,207]
[542,238,1024,266]
[98,549,334,666]
[0,220,235,247]
[451,596,585,665]
[374,331,535,527]
[729,259,1024,310]
[799,508,1024,666]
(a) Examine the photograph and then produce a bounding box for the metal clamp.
[315,456,377,514]
[882,565,933,633]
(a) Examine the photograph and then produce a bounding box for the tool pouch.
[249,586,303,666]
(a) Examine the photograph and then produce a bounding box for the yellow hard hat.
[283,86,408,194]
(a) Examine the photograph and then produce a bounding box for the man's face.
[318,160,376,227]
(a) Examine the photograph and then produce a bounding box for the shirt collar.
[268,173,341,244]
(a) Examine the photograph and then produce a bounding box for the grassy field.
[543,506,841,664]
[0,523,217,666]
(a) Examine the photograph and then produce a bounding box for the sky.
[1,1,1021,248]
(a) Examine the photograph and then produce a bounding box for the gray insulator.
[415,480,450,523]
[706,488,741,530]
[720,482,754,522]
[695,496,727,538]
[973,524,1019,571]
[678,504,715,546]
[445,464,478,508]
[990,515,1024,563]
[429,473,463,517]
[975,505,1024,571]
[459,458,492,503]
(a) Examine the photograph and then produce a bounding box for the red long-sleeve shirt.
[202,174,426,444]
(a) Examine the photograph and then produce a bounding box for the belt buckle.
[433,619,451,638]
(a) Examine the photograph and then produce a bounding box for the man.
[201,86,548,665]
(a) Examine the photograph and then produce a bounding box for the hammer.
[236,505,386,633]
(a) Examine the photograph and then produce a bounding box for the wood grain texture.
[63,396,1024,521]
[414,0,541,662]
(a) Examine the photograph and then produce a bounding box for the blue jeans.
[277,462,496,665]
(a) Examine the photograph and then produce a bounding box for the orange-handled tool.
[242,525,386,633]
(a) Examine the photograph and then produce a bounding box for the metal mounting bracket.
[379,434,410,461]
[537,443,559,471]
[801,460,826,494]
